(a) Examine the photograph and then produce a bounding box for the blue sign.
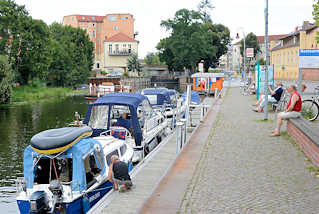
[299,49,319,68]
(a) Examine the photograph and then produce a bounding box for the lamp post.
[236,28,246,82]
[264,0,269,120]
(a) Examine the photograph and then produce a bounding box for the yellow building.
[271,21,319,80]
[103,32,138,74]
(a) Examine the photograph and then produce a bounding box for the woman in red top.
[270,85,302,137]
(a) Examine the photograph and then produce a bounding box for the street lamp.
[236,28,246,82]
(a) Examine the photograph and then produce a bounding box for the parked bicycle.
[301,86,319,121]
[240,81,254,96]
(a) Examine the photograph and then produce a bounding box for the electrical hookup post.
[298,49,319,94]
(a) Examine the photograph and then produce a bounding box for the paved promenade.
[178,88,319,214]
[141,87,319,214]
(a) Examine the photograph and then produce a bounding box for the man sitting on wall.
[252,82,283,112]
[270,85,302,137]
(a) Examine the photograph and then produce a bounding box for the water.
[0,96,89,213]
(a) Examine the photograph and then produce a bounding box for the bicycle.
[301,86,319,121]
[240,81,253,96]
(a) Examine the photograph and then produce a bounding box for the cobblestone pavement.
[179,87,319,214]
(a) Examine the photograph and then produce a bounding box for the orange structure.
[62,14,136,71]
[191,73,224,94]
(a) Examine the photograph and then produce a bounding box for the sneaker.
[119,185,127,192]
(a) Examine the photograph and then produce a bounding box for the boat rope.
[52,159,59,180]
[85,185,114,194]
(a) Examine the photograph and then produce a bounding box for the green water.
[0,96,89,213]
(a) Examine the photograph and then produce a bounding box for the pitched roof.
[64,15,104,22]
[105,32,137,42]
[233,34,287,46]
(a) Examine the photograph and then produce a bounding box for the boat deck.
[88,97,216,214]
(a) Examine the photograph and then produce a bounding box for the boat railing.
[16,177,26,195]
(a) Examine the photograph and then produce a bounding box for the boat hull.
[17,180,113,214]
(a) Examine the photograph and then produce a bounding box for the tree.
[49,23,94,87]
[0,0,52,84]
[127,53,142,75]
[0,55,13,104]
[144,52,165,65]
[313,0,319,42]
[157,8,230,72]
[240,32,260,72]
[198,0,214,22]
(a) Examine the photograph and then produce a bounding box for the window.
[72,16,74,21]
[92,16,95,21]
[115,44,119,52]
[120,16,128,20]
[123,44,126,48]
[105,150,119,166]
[82,16,85,20]
[109,44,112,53]
[114,26,119,30]
[93,30,95,38]
[120,144,127,156]
[83,153,102,189]
[88,105,109,129]
[109,16,116,22]
[96,63,100,69]
[128,44,132,53]
[93,23,95,27]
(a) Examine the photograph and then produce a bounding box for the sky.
[15,0,315,58]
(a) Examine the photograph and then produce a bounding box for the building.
[219,45,233,72]
[232,34,286,72]
[62,14,138,73]
[271,21,319,80]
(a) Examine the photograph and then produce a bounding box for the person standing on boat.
[108,155,133,192]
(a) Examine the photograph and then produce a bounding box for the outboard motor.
[48,180,64,213]
[30,191,49,213]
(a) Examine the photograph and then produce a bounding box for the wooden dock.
[88,97,216,214]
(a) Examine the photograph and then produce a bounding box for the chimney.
[303,21,310,29]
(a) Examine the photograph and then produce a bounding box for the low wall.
[287,118,319,167]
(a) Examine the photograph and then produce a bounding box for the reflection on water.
[0,96,89,213]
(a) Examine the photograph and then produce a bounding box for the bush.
[0,55,13,104]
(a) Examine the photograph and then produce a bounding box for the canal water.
[0,96,89,213]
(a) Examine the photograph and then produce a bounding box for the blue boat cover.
[182,91,201,104]
[24,137,105,191]
[139,89,172,106]
[30,126,92,154]
[84,93,149,146]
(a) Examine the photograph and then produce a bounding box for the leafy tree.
[198,0,214,22]
[49,23,94,87]
[0,55,13,104]
[127,52,142,75]
[144,52,165,65]
[313,0,319,42]
[240,32,260,72]
[157,8,230,73]
[0,0,52,84]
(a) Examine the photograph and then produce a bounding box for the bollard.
[176,121,183,154]
[180,119,187,147]
[200,105,204,122]
[214,88,218,98]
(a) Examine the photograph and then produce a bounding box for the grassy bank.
[11,86,85,103]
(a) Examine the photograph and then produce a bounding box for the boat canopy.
[84,93,151,146]
[139,89,172,106]
[24,137,105,191]
[182,91,201,104]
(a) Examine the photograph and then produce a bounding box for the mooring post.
[176,121,183,154]
[180,118,187,146]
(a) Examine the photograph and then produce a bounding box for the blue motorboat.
[17,126,134,214]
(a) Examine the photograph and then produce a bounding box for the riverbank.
[10,86,88,104]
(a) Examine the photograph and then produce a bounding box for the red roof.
[233,34,286,45]
[105,32,136,42]
[256,34,287,43]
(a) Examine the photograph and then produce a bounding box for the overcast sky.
[15,0,315,58]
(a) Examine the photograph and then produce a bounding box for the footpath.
[141,87,319,214]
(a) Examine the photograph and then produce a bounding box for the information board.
[299,49,319,68]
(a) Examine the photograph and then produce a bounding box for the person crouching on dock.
[108,155,133,192]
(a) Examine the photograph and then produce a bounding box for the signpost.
[298,49,319,93]
[246,48,254,58]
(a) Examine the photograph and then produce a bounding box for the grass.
[10,85,80,103]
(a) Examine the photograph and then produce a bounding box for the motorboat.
[139,88,186,128]
[16,126,134,214]
[83,93,168,163]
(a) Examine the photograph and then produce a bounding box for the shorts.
[260,95,277,107]
[111,172,132,186]
[279,111,301,119]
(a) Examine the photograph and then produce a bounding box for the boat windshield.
[88,105,109,129]
[144,94,157,105]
